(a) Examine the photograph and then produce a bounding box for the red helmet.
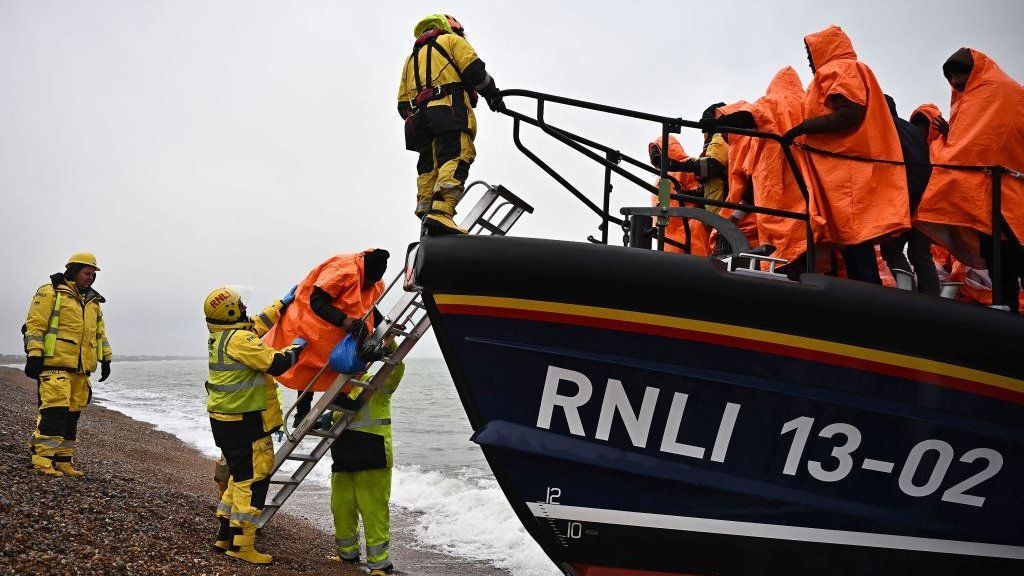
[446,14,465,36]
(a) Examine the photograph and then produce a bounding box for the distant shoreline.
[0,354,204,363]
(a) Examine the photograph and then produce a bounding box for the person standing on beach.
[329,341,405,575]
[23,252,112,478]
[203,286,305,565]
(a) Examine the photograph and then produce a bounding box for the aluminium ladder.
[256,182,533,528]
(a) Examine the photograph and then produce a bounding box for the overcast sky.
[1,0,1021,358]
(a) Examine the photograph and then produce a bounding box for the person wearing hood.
[204,286,305,564]
[716,67,810,275]
[878,94,940,295]
[397,14,505,235]
[909,103,949,147]
[263,249,389,425]
[647,134,709,254]
[23,252,112,477]
[783,25,911,284]
[913,48,1024,311]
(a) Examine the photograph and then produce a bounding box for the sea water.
[91,359,558,576]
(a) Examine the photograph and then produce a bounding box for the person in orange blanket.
[647,135,709,255]
[715,67,810,277]
[909,103,948,147]
[783,25,910,284]
[914,48,1024,311]
[264,250,389,425]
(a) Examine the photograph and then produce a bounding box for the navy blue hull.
[412,235,1024,576]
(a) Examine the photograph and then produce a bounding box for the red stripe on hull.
[436,303,1024,405]
[571,563,707,576]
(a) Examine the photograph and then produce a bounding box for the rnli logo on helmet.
[209,292,230,308]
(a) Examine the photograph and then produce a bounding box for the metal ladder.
[256,182,533,528]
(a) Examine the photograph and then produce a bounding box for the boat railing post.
[781,141,815,274]
[656,123,671,251]
[991,165,1004,307]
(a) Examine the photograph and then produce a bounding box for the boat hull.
[412,235,1024,576]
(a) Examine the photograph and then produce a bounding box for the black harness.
[409,29,477,109]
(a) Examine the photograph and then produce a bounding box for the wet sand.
[0,366,510,576]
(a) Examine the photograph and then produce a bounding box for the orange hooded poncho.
[910,103,945,145]
[648,135,710,256]
[718,67,810,264]
[800,25,910,246]
[913,49,1024,268]
[264,251,385,391]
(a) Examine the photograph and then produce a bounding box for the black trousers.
[980,234,1024,312]
[841,242,882,284]
[879,229,940,295]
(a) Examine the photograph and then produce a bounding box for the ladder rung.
[270,478,301,485]
[387,328,416,339]
[287,453,318,462]
[476,220,504,234]
[307,428,340,438]
[262,503,281,509]
[409,299,425,308]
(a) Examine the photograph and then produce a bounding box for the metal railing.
[498,88,1022,305]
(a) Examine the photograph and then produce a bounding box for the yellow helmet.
[66,252,100,271]
[204,286,246,324]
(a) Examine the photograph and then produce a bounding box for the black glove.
[485,93,505,113]
[25,356,43,379]
[699,102,726,131]
[346,319,369,345]
[932,116,950,138]
[697,116,718,132]
[99,360,111,382]
[357,341,388,364]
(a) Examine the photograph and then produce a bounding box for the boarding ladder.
[257,182,533,528]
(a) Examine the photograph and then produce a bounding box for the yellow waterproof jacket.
[700,134,730,215]
[397,19,491,136]
[207,322,284,434]
[24,273,112,373]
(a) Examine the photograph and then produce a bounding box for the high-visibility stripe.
[349,418,391,429]
[208,362,249,372]
[217,502,232,517]
[230,511,258,524]
[528,503,1024,560]
[31,437,61,448]
[43,292,63,357]
[205,379,264,393]
[24,335,44,343]
[257,313,273,328]
[335,536,359,549]
[434,294,1024,404]
[366,542,390,556]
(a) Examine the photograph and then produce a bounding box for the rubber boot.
[31,454,64,477]
[422,213,468,236]
[226,525,273,564]
[212,517,231,554]
[54,462,85,478]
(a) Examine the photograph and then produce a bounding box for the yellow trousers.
[31,369,90,464]
[331,468,392,569]
[216,435,274,531]
[415,131,476,218]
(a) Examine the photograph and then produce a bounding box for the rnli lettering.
[537,365,741,462]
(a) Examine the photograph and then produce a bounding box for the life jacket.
[409,29,478,109]
[23,274,108,373]
[206,329,267,414]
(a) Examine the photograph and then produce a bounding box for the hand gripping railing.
[498,88,816,273]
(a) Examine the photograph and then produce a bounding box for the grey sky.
[1,0,1021,358]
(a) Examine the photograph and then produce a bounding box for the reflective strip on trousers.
[217,502,232,517]
[336,536,359,550]
[43,292,63,357]
[349,418,391,430]
[366,541,389,557]
[230,511,259,525]
[205,379,264,393]
[60,440,77,449]
[31,436,61,448]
